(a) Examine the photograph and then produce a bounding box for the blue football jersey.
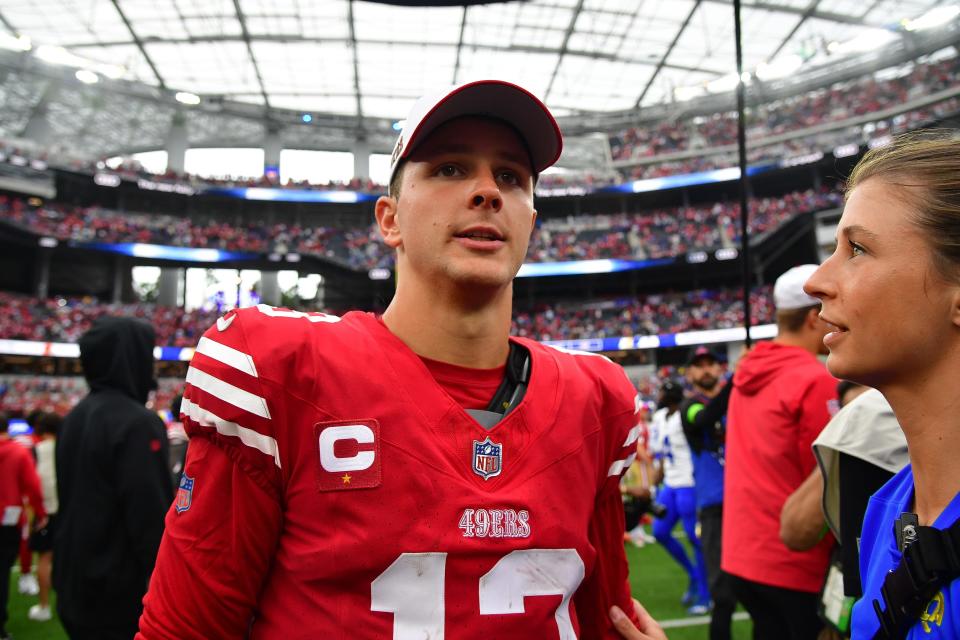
[852,464,960,638]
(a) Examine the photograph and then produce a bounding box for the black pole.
[733,0,752,347]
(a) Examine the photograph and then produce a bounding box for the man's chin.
[697,377,718,391]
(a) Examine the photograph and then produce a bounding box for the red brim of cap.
[399,80,563,174]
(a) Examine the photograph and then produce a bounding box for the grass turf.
[6,532,752,639]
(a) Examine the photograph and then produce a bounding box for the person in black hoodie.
[54,317,173,640]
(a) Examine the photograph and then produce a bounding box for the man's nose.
[470,173,502,211]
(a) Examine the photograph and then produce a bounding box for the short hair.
[36,412,62,438]
[171,393,183,419]
[847,131,960,281]
[389,160,406,199]
[776,304,819,333]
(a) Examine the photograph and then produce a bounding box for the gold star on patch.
[341,473,352,485]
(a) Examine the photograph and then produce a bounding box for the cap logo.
[391,136,404,168]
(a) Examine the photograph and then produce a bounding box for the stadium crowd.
[0,375,183,418]
[513,285,774,341]
[610,52,960,162]
[0,187,842,270]
[0,292,219,348]
[0,284,774,347]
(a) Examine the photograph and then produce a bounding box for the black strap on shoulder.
[486,342,531,417]
[871,516,960,639]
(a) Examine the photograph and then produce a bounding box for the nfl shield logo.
[175,473,194,514]
[472,437,503,480]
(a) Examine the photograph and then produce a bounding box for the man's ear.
[375,195,402,249]
[529,208,538,238]
[806,306,823,330]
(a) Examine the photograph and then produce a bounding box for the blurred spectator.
[27,412,61,622]
[0,411,47,640]
[55,317,173,639]
[722,266,838,639]
[167,394,188,489]
[680,348,738,640]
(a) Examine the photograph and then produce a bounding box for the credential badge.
[472,436,503,480]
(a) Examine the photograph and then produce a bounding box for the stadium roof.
[1,0,953,116]
[0,0,956,159]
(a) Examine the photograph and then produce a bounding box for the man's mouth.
[454,226,506,246]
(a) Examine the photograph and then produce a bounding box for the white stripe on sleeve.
[607,452,638,477]
[195,336,259,378]
[181,398,280,468]
[623,425,641,447]
[186,367,272,420]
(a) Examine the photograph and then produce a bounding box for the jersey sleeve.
[573,363,642,636]
[137,309,286,639]
[137,436,283,639]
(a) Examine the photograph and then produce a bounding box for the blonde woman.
[804,133,960,638]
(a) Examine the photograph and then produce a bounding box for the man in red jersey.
[138,80,648,639]
[722,265,838,640]
[0,412,46,640]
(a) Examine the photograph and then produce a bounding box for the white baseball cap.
[774,264,821,310]
[388,80,563,192]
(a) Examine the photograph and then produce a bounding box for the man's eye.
[849,240,865,257]
[437,165,461,177]
[498,171,520,185]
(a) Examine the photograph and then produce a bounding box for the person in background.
[15,410,43,599]
[166,393,188,488]
[680,346,738,640]
[648,379,711,615]
[723,264,837,640]
[28,411,62,623]
[804,133,960,638]
[0,412,46,640]
[780,380,908,637]
[55,317,173,640]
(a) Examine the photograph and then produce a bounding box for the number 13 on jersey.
[371,549,585,639]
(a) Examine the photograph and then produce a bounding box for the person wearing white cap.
[719,265,838,640]
[137,80,657,639]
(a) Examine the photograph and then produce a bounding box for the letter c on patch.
[319,424,375,472]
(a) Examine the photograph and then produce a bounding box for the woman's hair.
[847,131,960,280]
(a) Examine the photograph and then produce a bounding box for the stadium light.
[36,45,88,67]
[0,33,31,52]
[755,55,803,81]
[827,30,898,55]
[75,69,99,84]
[674,85,705,102]
[706,72,751,94]
[301,114,313,123]
[175,91,201,105]
[99,64,126,80]
[903,5,960,31]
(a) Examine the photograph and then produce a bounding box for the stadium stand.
[0,188,842,270]
[609,52,960,162]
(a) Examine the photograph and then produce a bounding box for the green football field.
[5,533,752,639]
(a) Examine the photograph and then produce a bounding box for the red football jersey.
[138,306,641,639]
